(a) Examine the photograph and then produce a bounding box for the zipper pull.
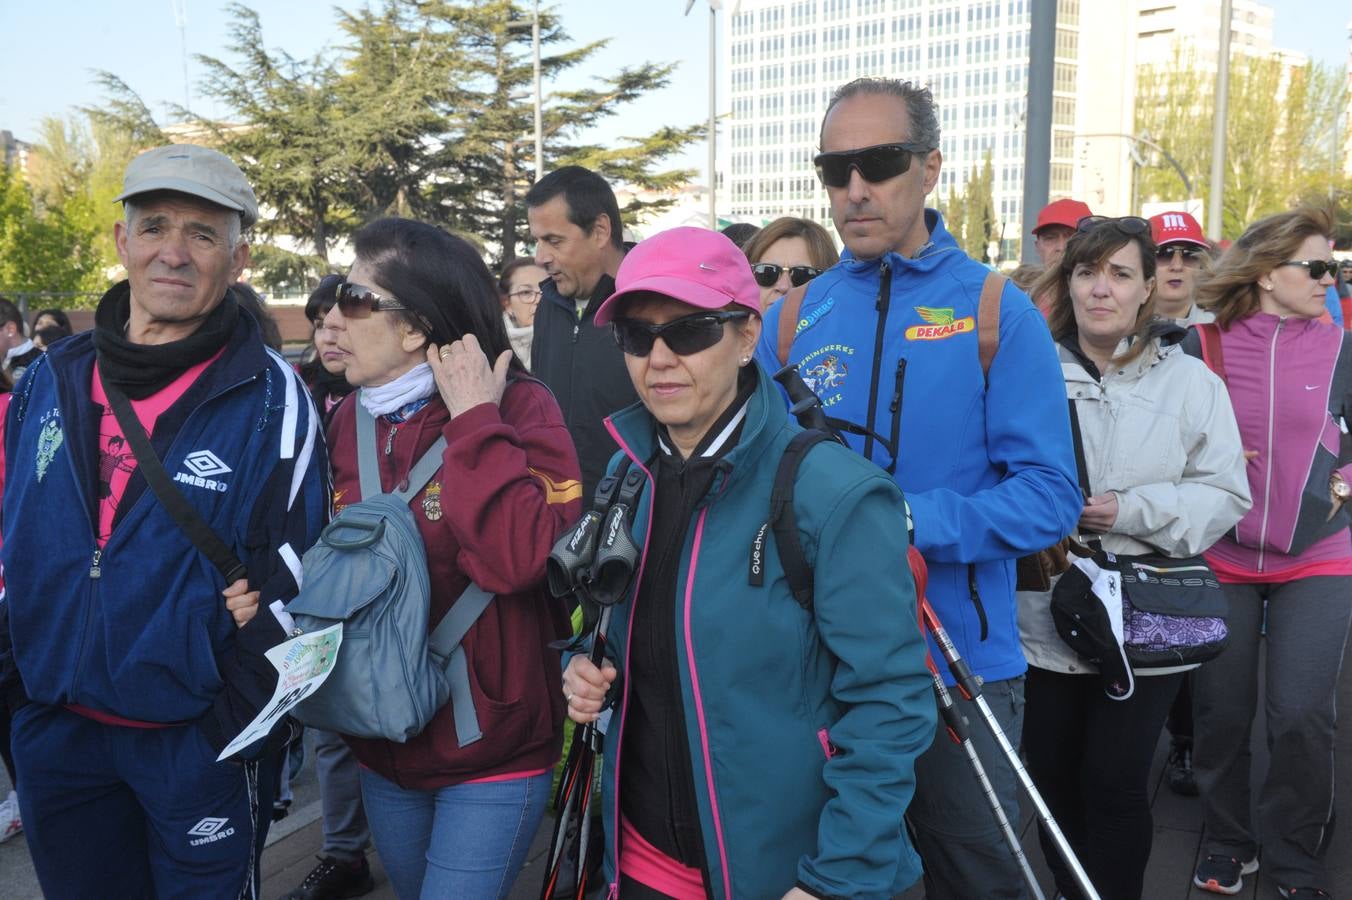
[384,425,398,456]
[876,261,891,311]
[890,358,907,414]
[89,549,102,579]
[573,323,580,341]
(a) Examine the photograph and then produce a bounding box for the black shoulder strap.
[1067,397,1090,499]
[750,429,834,610]
[100,367,248,585]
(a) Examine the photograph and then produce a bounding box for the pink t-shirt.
[90,351,222,547]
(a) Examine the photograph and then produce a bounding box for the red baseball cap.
[1149,211,1208,249]
[1033,199,1093,235]
[593,227,761,326]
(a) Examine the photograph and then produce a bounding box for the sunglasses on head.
[1076,215,1152,236]
[335,281,410,317]
[751,263,824,288]
[813,142,932,188]
[1278,259,1340,280]
[612,310,752,357]
[1156,245,1206,266]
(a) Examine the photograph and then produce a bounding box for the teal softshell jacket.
[594,364,936,900]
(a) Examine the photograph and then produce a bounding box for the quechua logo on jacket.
[906,307,975,341]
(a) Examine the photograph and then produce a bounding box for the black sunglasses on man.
[813,142,933,188]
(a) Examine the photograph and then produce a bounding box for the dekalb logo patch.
[905,307,975,341]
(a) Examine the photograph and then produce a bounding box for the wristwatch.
[1332,473,1350,501]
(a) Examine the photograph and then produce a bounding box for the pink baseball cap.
[1149,211,1208,249]
[1033,198,1093,235]
[593,227,761,326]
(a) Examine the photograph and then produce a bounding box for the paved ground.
[2,654,1348,898]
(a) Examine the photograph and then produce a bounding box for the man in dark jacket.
[526,165,637,499]
[0,144,327,899]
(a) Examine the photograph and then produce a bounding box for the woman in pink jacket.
[1185,207,1349,900]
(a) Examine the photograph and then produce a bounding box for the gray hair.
[123,199,244,250]
[821,78,941,151]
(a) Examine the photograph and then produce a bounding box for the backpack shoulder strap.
[428,581,495,748]
[355,400,448,504]
[977,271,1006,382]
[1195,322,1228,387]
[776,285,810,366]
[767,429,835,610]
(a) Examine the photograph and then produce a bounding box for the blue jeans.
[359,767,550,900]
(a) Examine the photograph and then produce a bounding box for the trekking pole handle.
[919,598,983,701]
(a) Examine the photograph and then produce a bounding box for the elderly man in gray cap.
[0,144,328,898]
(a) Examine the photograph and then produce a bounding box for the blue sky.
[1,0,1346,175]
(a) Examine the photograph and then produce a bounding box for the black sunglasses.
[612,310,751,357]
[1076,215,1152,236]
[813,142,932,188]
[335,281,410,317]
[1278,259,1340,280]
[751,263,824,288]
[1156,245,1206,266]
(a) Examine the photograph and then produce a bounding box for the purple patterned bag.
[1111,553,1230,667]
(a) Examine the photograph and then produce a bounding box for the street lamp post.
[685,0,722,229]
[1077,132,1193,203]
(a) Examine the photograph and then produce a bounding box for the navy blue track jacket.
[0,311,328,753]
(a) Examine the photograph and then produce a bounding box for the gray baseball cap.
[114,144,258,229]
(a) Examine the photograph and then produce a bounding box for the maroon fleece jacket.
[328,378,582,788]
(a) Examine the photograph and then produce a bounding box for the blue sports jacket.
[0,307,328,752]
[756,210,1081,685]
[595,365,935,899]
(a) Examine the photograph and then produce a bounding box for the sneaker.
[1278,888,1333,899]
[1165,741,1199,796]
[1194,854,1259,895]
[280,855,375,900]
[0,791,21,844]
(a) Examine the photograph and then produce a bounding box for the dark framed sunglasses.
[751,263,824,288]
[335,281,410,317]
[1278,259,1340,280]
[1076,215,1152,236]
[1156,245,1206,266]
[612,310,751,357]
[813,142,932,188]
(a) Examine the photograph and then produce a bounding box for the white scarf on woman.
[358,362,436,417]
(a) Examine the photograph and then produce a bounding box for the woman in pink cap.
[559,226,934,899]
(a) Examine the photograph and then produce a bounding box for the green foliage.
[939,150,998,263]
[0,162,105,299]
[1135,49,1351,240]
[90,0,706,272]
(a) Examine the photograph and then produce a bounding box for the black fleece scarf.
[93,281,239,399]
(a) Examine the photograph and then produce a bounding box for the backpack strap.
[756,430,835,610]
[1195,322,1228,387]
[355,401,448,502]
[776,284,810,366]
[977,271,1006,382]
[428,582,495,747]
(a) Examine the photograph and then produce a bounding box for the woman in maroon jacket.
[320,218,582,899]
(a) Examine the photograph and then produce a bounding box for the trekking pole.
[540,604,613,900]
[917,588,1101,900]
[927,660,1045,900]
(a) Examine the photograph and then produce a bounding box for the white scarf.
[358,363,436,417]
[4,339,34,364]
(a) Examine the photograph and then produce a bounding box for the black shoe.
[1166,741,1199,796]
[1278,887,1333,899]
[280,855,375,900]
[272,798,292,822]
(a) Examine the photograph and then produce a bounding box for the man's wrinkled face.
[115,194,247,341]
[1034,225,1076,268]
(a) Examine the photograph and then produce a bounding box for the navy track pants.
[11,702,277,899]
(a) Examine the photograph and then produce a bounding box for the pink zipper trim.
[817,728,835,759]
[683,508,733,899]
[602,417,656,891]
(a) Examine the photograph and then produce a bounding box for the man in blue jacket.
[756,77,1081,899]
[0,144,327,898]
